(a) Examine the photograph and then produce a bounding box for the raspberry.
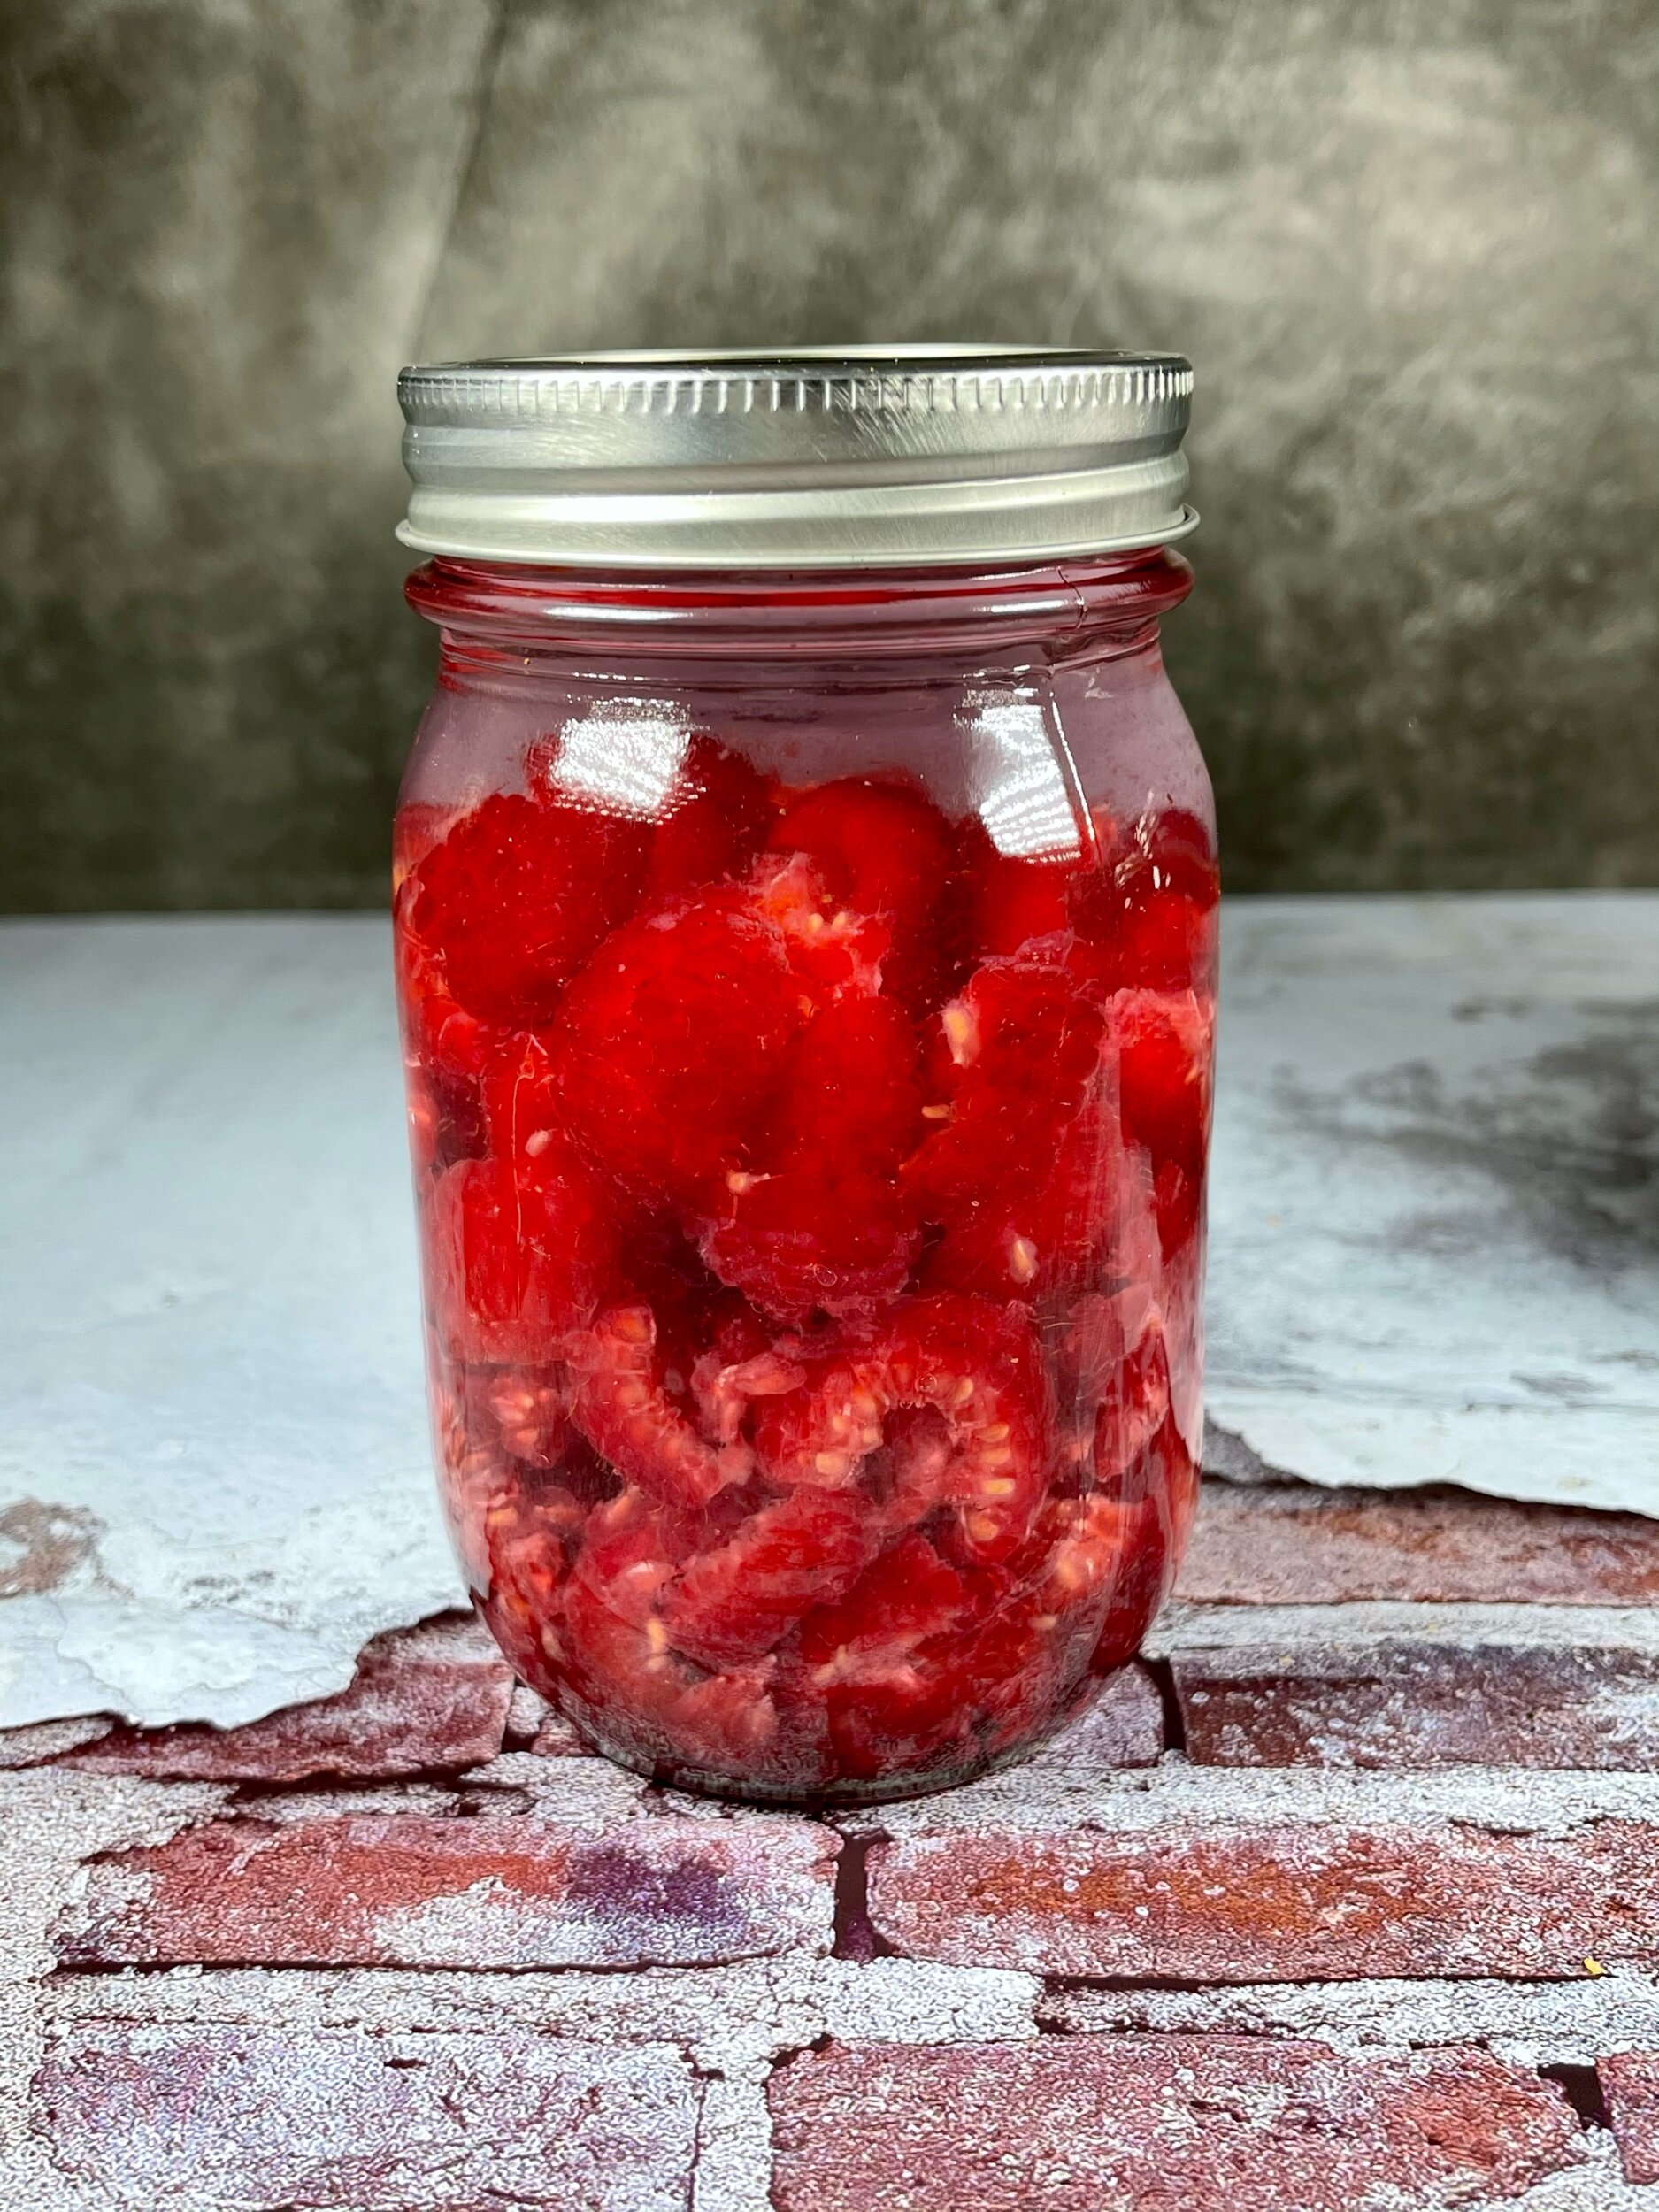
[646,734,778,900]
[797,1531,972,1684]
[396,898,492,1177]
[769,777,955,1007]
[572,1485,695,1623]
[771,993,926,1162]
[904,955,1118,1299]
[549,885,807,1211]
[1090,1465,1190,1673]
[1061,1290,1173,1485]
[565,1307,751,1508]
[957,817,1077,959]
[1109,988,1214,1256]
[402,790,648,1026]
[661,1486,879,1670]
[749,851,892,1002]
[426,1151,617,1368]
[700,988,926,1322]
[690,1341,808,1448]
[558,1577,781,1773]
[702,1167,920,1324]
[1068,806,1219,995]
[394,800,461,887]
[753,1293,1050,1564]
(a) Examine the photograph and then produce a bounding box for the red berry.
[753,1293,1051,1564]
[660,1485,879,1670]
[564,1306,751,1509]
[771,993,926,1166]
[957,815,1078,960]
[702,1165,921,1325]
[426,1151,616,1368]
[403,790,648,1027]
[797,1531,972,1682]
[699,989,927,1323]
[904,954,1117,1300]
[394,800,462,887]
[768,777,955,1008]
[749,851,892,1002]
[646,734,778,901]
[1068,806,1219,995]
[559,1576,782,1773]
[549,885,807,1212]
[1108,987,1214,1256]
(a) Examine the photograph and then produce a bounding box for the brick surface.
[867,1819,1659,1981]
[50,1614,514,1782]
[1156,1601,1659,1769]
[56,1809,837,1969]
[33,2024,698,2209]
[767,2037,1585,2211]
[1178,1480,1659,1606]
[1027,1663,1164,1769]
[1600,2050,1659,2186]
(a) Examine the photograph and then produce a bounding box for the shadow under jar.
[392,349,1215,1802]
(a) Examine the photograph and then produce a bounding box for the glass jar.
[391,350,1214,1801]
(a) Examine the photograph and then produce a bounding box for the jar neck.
[405,549,1193,672]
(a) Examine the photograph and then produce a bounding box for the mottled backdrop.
[1,0,1653,910]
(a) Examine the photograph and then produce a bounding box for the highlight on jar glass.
[391,349,1216,1802]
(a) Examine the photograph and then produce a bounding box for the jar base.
[540,1670,1113,1809]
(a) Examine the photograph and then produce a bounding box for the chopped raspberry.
[646,734,778,900]
[402,790,648,1026]
[572,1485,695,1624]
[754,1293,1051,1564]
[478,1479,589,1683]
[480,1366,571,1470]
[426,1152,617,1367]
[1090,1502,1178,1675]
[768,777,955,1007]
[1061,1290,1173,1486]
[549,885,807,1211]
[557,1573,775,1758]
[661,1486,879,1670]
[564,1307,750,1508]
[822,1661,977,1784]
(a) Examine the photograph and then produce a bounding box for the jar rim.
[397,347,1195,571]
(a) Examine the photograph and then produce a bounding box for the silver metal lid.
[396,347,1194,570]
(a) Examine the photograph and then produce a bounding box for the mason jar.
[391,349,1215,1801]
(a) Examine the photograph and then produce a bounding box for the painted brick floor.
[4,1475,1659,2210]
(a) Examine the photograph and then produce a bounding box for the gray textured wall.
[1,0,1653,911]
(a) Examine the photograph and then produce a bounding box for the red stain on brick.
[868,1822,1659,1980]
[1600,2050,1659,2185]
[52,1615,515,1782]
[34,2024,700,2209]
[1179,1483,1659,1607]
[768,2037,1584,2211]
[1174,1641,1659,1770]
[57,1811,836,1968]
